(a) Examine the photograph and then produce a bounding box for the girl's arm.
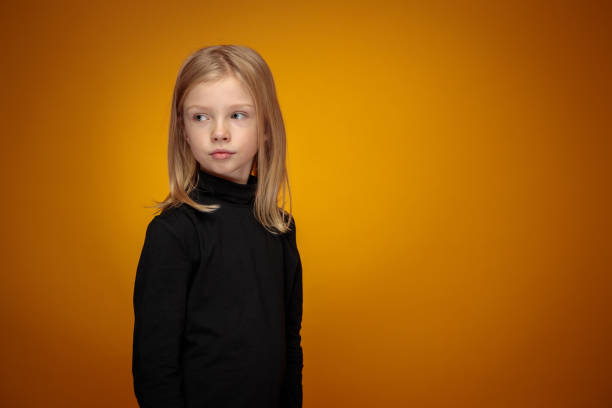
[132,216,193,408]
[282,219,304,408]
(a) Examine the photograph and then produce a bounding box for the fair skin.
[182,75,258,184]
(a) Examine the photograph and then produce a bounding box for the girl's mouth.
[211,152,234,159]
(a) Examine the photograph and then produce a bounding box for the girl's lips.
[211,152,234,160]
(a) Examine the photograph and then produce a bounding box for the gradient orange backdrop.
[1,1,610,407]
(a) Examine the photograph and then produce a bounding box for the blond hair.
[149,45,294,235]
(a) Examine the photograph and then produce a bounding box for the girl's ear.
[180,120,190,146]
[263,130,270,143]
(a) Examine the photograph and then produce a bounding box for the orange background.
[1,1,610,407]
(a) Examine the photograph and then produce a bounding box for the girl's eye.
[193,112,247,121]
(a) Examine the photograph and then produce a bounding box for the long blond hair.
[149,45,293,235]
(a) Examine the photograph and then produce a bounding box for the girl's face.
[182,75,258,184]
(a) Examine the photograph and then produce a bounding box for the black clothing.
[132,168,303,408]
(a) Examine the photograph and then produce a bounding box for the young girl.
[132,45,303,408]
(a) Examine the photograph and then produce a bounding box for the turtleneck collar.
[195,167,257,206]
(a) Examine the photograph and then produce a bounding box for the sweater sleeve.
[132,216,193,408]
[281,220,304,408]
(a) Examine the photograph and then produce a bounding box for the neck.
[193,167,257,206]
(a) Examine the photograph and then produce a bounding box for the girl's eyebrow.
[186,104,254,111]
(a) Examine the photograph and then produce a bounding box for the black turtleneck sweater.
[132,168,303,408]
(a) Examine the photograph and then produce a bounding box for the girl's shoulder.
[147,204,200,261]
[282,213,298,246]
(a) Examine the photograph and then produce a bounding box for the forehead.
[183,76,254,109]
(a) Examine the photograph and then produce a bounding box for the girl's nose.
[212,119,229,140]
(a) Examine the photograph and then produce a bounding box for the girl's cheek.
[233,119,256,129]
